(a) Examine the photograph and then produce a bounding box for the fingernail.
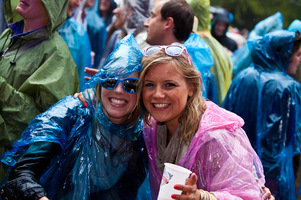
[174,185,179,189]
[83,102,87,107]
[171,194,177,199]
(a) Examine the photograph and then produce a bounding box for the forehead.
[146,62,182,78]
[152,1,164,14]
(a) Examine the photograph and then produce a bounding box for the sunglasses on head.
[144,45,192,65]
[100,73,139,94]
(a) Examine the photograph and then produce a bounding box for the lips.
[152,103,170,110]
[109,97,127,107]
[19,0,29,6]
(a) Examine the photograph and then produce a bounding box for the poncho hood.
[248,30,295,72]
[248,12,283,39]
[41,0,69,33]
[189,0,211,32]
[84,34,143,90]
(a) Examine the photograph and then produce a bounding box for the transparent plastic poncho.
[223,30,301,200]
[0,34,147,200]
[144,101,265,200]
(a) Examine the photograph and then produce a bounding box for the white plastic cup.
[157,163,192,200]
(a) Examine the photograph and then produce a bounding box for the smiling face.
[287,45,301,75]
[101,72,138,124]
[142,63,193,131]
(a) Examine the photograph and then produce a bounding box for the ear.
[188,84,194,97]
[164,17,174,30]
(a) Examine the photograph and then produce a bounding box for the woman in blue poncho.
[0,34,147,200]
[223,30,301,200]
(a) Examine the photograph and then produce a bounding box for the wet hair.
[161,0,194,42]
[137,49,206,144]
[293,31,301,53]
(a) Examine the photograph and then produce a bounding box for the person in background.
[72,0,95,28]
[0,34,146,200]
[85,0,107,68]
[99,0,117,29]
[288,19,301,84]
[144,0,218,103]
[223,30,301,200]
[137,45,267,200]
[99,0,152,68]
[189,0,232,105]
[210,7,237,54]
[0,0,79,181]
[59,0,92,91]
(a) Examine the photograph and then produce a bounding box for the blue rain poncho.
[0,35,147,200]
[231,12,284,77]
[59,18,92,91]
[184,33,218,103]
[223,30,301,200]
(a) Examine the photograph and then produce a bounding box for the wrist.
[199,189,217,200]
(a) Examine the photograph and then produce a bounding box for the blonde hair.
[137,49,206,143]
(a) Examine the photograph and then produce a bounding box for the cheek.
[128,94,137,107]
[142,90,150,105]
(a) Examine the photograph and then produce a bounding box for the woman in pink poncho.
[137,45,269,200]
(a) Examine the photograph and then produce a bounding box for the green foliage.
[211,0,300,31]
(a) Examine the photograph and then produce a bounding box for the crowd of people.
[0,0,300,200]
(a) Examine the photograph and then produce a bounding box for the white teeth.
[154,103,169,108]
[111,98,126,105]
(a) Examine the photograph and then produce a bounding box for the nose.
[114,82,125,94]
[113,7,119,14]
[153,87,165,99]
[144,17,150,27]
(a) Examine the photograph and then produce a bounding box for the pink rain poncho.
[143,101,265,199]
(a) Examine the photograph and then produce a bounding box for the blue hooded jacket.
[223,30,301,200]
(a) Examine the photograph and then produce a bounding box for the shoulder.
[198,101,244,134]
